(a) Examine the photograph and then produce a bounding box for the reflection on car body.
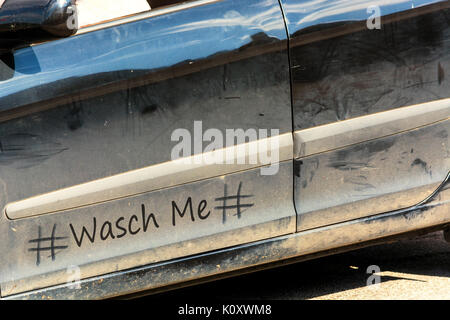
[0,0,448,299]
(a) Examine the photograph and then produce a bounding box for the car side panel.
[0,0,295,296]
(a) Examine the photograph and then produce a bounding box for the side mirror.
[0,0,78,51]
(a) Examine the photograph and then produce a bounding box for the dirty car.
[0,0,449,299]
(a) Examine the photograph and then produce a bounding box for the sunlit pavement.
[150,231,450,300]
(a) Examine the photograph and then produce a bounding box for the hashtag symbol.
[28,224,68,266]
[215,182,254,224]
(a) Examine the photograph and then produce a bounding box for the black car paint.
[0,0,291,213]
[0,0,448,299]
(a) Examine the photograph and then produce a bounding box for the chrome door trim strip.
[294,98,450,159]
[4,133,292,220]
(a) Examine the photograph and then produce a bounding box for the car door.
[0,0,296,297]
[281,0,450,231]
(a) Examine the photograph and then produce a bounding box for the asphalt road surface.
[150,231,450,300]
